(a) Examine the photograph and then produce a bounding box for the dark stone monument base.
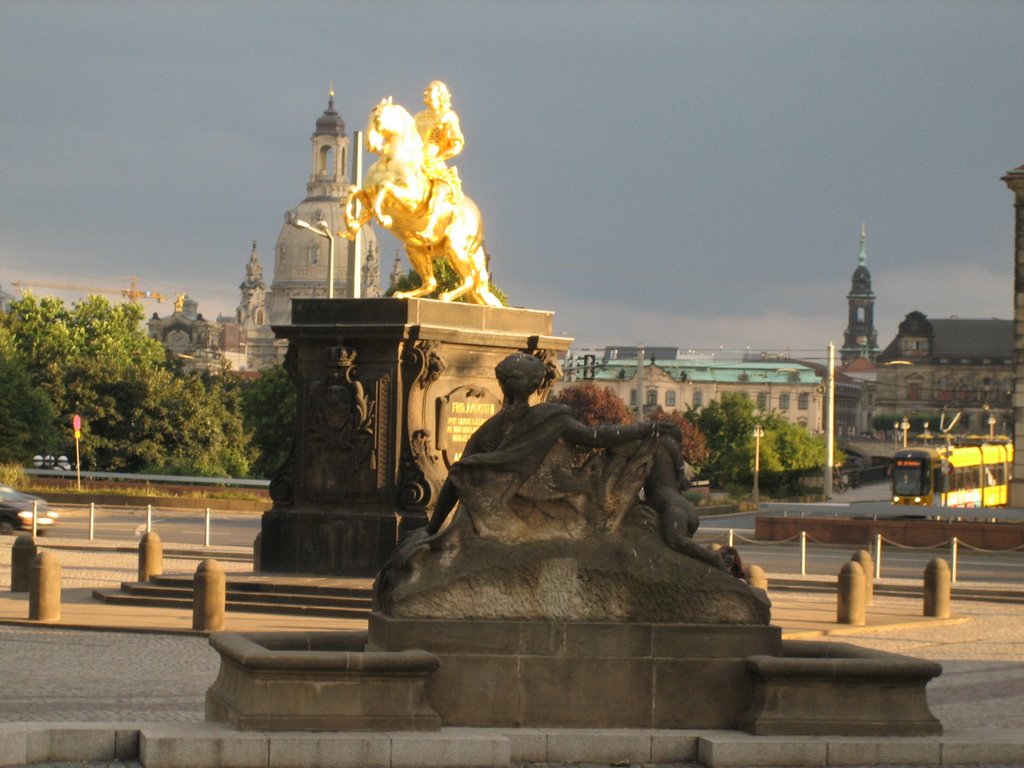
[260,507,421,577]
[366,613,782,729]
[259,298,570,577]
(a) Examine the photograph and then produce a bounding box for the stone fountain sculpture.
[374,352,770,625]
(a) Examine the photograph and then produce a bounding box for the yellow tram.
[891,441,1013,507]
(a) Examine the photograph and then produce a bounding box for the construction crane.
[11,275,167,304]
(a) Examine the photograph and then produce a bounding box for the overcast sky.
[2,1,1023,363]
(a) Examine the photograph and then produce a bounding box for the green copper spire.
[858,222,867,266]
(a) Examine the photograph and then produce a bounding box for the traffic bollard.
[924,558,951,618]
[11,535,37,592]
[139,531,163,582]
[29,551,61,622]
[193,559,226,631]
[851,549,874,606]
[747,564,768,591]
[837,561,866,625]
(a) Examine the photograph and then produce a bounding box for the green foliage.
[386,255,509,305]
[0,328,59,463]
[242,365,297,478]
[694,392,829,495]
[0,293,256,477]
[551,383,633,426]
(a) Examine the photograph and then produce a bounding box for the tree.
[0,293,254,476]
[241,365,297,477]
[0,328,58,463]
[387,255,509,305]
[551,383,633,426]
[694,392,829,494]
[648,408,710,471]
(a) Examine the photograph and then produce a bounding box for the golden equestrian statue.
[341,81,502,306]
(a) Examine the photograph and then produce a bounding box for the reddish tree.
[649,409,710,469]
[551,383,633,426]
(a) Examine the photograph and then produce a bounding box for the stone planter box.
[739,640,943,736]
[206,630,440,731]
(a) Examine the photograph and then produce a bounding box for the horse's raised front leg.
[341,189,372,239]
[373,185,393,228]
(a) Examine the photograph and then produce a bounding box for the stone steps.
[92,573,375,619]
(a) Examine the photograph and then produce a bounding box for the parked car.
[0,485,59,535]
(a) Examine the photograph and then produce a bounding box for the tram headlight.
[914,497,922,503]
[892,496,900,502]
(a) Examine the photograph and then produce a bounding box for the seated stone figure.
[376,353,770,625]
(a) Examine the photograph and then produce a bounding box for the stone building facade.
[1002,164,1024,505]
[556,353,826,432]
[874,311,1013,437]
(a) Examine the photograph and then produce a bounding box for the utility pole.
[348,129,364,299]
[825,342,835,497]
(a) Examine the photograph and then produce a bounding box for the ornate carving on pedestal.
[404,339,447,388]
[397,429,444,513]
[304,346,376,496]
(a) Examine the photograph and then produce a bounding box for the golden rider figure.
[414,80,465,238]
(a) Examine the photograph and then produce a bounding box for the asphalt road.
[20,482,1024,585]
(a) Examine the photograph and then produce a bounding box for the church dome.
[315,92,346,136]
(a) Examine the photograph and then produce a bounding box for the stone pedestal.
[260,298,571,576]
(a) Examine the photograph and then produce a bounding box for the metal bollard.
[192,559,226,631]
[138,531,163,582]
[11,535,37,593]
[204,508,212,547]
[799,530,807,576]
[851,549,874,606]
[88,502,96,541]
[29,551,61,622]
[923,558,951,619]
[252,532,261,574]
[747,564,768,591]
[837,560,866,625]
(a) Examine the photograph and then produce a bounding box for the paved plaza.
[0,538,1022,766]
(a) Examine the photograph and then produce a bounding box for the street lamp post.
[988,414,997,439]
[752,424,764,507]
[900,417,910,448]
[289,214,337,299]
[893,421,900,450]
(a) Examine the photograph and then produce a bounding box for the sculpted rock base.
[380,517,771,625]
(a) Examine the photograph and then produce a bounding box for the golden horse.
[342,99,502,307]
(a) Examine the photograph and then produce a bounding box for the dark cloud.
[1,1,1022,351]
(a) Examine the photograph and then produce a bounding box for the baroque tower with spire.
[840,225,879,365]
[264,90,379,327]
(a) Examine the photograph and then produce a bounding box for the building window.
[779,393,790,410]
[630,390,637,407]
[646,388,658,406]
[936,377,953,401]
[308,244,319,265]
[908,382,922,401]
[757,392,768,410]
[666,391,676,408]
[693,389,703,407]
[277,245,286,266]
[797,393,809,410]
